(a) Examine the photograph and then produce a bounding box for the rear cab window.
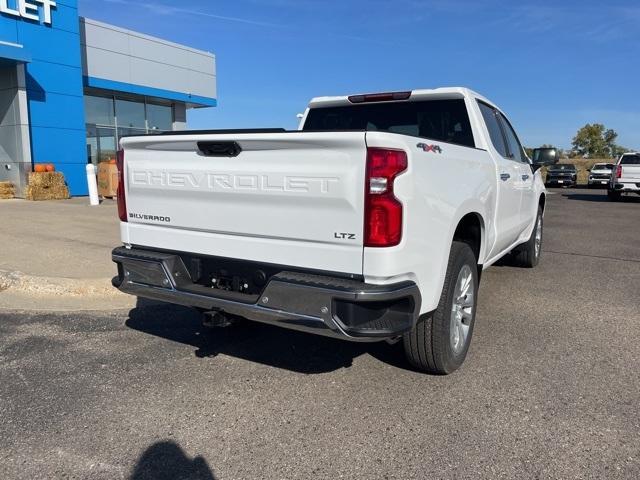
[620,154,640,165]
[302,99,476,148]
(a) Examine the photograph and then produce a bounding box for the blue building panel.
[26,62,83,96]
[17,24,81,66]
[28,91,84,129]
[0,42,30,64]
[0,15,18,43]
[29,125,88,192]
[37,1,81,34]
[51,160,90,196]
[29,126,86,162]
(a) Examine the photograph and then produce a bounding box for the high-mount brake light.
[116,149,127,222]
[348,91,412,104]
[364,148,407,247]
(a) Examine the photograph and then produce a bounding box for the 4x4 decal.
[417,143,443,154]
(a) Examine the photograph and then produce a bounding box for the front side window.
[478,102,508,158]
[498,113,527,163]
[303,99,475,148]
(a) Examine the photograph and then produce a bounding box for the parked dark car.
[545,164,577,187]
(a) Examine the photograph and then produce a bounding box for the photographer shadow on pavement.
[130,440,216,480]
[125,298,411,374]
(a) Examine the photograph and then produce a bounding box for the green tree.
[572,124,619,158]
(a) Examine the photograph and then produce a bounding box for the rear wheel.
[512,207,543,268]
[403,242,478,374]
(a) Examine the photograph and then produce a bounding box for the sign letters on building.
[0,0,56,25]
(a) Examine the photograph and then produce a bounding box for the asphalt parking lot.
[1,188,639,479]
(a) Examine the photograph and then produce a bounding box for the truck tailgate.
[622,165,640,180]
[120,132,367,275]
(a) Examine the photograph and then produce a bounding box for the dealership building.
[0,0,216,196]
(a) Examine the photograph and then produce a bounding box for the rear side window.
[303,99,476,148]
[497,113,527,163]
[621,154,640,165]
[478,102,508,158]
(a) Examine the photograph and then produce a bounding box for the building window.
[115,99,146,129]
[84,94,175,165]
[147,103,173,131]
[85,95,115,126]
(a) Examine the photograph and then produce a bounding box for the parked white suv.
[112,87,546,374]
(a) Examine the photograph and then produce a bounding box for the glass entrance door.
[86,125,117,165]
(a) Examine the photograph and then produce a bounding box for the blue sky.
[79,0,640,150]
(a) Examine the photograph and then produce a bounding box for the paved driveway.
[1,188,639,479]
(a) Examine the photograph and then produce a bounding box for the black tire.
[512,206,543,268]
[608,190,621,202]
[403,241,478,374]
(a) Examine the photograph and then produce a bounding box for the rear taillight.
[116,149,127,222]
[364,148,407,247]
[616,165,623,179]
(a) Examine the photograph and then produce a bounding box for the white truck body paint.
[119,87,546,314]
[611,153,640,193]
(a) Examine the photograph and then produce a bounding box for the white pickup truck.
[608,153,640,201]
[112,87,546,374]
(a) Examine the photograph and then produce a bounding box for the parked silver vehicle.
[587,163,614,188]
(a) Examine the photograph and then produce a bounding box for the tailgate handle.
[198,141,242,157]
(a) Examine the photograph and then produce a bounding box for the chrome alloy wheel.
[534,215,543,258]
[450,265,475,354]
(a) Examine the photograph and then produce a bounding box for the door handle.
[500,173,511,181]
[522,174,530,181]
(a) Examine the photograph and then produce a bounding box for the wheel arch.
[538,192,547,214]
[452,212,486,265]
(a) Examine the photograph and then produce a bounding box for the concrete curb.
[0,270,136,312]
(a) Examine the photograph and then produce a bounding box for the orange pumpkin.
[45,164,55,172]
[34,164,47,173]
